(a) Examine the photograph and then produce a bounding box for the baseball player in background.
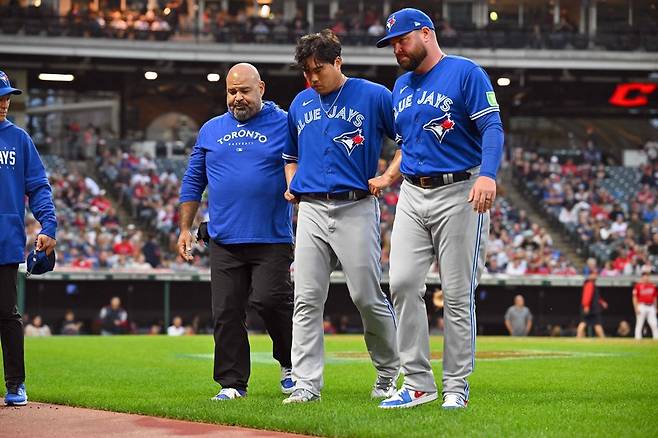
[178,63,295,401]
[0,71,57,406]
[632,267,658,339]
[372,9,504,409]
[282,30,399,404]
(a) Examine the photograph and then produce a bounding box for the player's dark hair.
[294,29,342,70]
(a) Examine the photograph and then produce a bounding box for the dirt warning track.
[0,402,312,437]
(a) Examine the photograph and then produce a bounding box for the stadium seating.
[512,147,658,275]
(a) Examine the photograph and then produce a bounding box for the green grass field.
[8,335,658,437]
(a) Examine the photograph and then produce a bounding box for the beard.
[231,105,253,121]
[396,45,427,72]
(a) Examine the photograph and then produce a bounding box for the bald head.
[227,63,261,84]
[226,63,265,121]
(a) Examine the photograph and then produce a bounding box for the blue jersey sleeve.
[378,86,396,141]
[24,134,57,239]
[179,130,208,203]
[463,67,500,121]
[282,109,298,163]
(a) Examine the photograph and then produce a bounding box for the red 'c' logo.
[609,83,657,107]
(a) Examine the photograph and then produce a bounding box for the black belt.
[303,190,370,201]
[403,172,471,189]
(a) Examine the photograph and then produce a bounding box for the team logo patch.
[386,16,396,31]
[333,128,365,156]
[423,113,455,143]
[0,72,9,86]
[486,91,498,107]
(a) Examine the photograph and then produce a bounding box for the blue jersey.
[392,56,503,178]
[0,120,57,264]
[179,101,292,244]
[283,78,395,194]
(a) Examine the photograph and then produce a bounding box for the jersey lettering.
[216,129,268,145]
[416,90,453,112]
[297,106,364,134]
[0,150,16,166]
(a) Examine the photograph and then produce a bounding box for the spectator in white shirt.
[167,316,186,336]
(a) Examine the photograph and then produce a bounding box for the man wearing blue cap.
[0,71,57,406]
[372,9,504,409]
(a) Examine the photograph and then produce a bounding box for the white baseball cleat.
[441,393,468,409]
[282,388,320,404]
[371,375,397,399]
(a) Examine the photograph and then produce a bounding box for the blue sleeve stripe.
[282,153,298,161]
[470,106,500,120]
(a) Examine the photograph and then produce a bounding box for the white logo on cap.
[414,21,420,26]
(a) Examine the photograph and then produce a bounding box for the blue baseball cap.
[0,71,22,97]
[376,8,435,48]
[26,249,56,277]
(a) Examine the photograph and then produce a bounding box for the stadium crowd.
[2,2,657,51]
[26,142,578,277]
[512,144,658,276]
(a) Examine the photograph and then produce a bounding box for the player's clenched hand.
[284,189,299,204]
[468,176,497,213]
[35,233,56,255]
[177,229,194,262]
[368,174,393,197]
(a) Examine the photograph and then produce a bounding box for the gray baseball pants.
[291,195,399,396]
[389,172,488,400]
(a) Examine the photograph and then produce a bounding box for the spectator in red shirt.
[577,271,608,338]
[632,267,658,339]
[113,235,134,256]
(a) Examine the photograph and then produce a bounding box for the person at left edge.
[178,63,294,401]
[0,70,57,406]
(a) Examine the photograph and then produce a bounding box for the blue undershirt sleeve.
[475,111,504,180]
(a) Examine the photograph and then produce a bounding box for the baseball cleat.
[371,375,396,399]
[4,383,28,406]
[379,388,438,409]
[210,388,246,401]
[280,366,295,394]
[282,388,320,404]
[442,393,468,409]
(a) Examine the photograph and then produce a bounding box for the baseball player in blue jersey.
[373,9,504,409]
[0,71,57,406]
[178,63,295,401]
[281,30,399,404]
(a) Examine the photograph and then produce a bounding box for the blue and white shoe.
[441,393,468,409]
[210,388,246,401]
[4,383,28,406]
[379,387,438,409]
[280,367,295,394]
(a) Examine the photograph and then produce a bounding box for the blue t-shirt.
[392,55,503,178]
[283,78,395,194]
[179,101,292,244]
[0,120,57,264]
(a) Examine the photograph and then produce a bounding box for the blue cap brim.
[376,29,415,48]
[26,250,56,276]
[0,87,22,96]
